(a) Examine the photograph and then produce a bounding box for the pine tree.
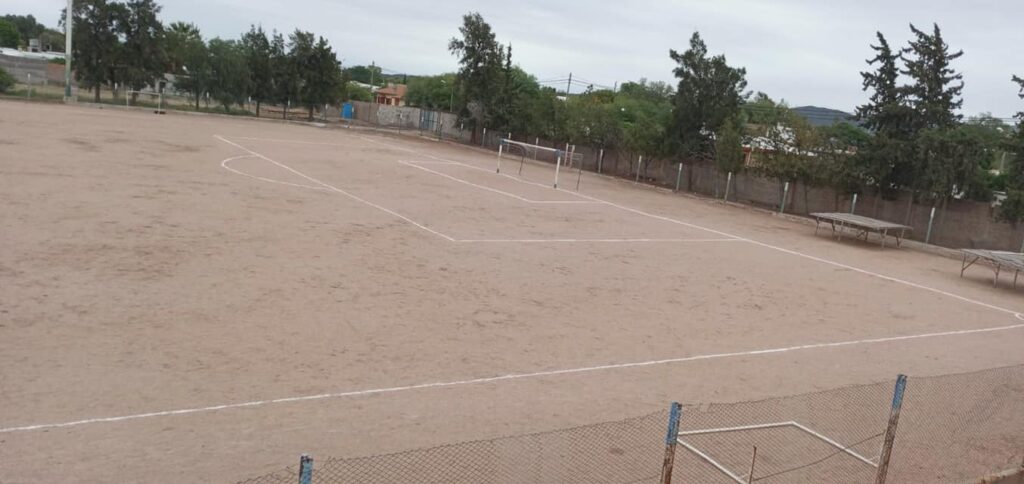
[999,76,1024,222]
[669,32,748,162]
[901,23,964,130]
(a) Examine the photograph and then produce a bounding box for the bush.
[0,66,14,93]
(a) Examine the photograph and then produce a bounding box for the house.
[375,83,407,106]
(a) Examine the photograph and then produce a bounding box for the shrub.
[0,66,15,93]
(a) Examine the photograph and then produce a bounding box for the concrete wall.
[0,54,50,85]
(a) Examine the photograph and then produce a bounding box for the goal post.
[497,138,583,189]
[125,90,167,114]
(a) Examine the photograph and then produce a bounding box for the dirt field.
[1,99,1023,483]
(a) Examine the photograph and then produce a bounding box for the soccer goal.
[125,90,167,114]
[497,138,584,189]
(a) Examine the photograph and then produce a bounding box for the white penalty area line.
[4,321,1023,434]
[399,160,597,205]
[351,134,1024,318]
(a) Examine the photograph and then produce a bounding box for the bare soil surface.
[1,100,1022,482]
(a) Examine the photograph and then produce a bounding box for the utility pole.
[63,0,73,100]
[565,72,572,96]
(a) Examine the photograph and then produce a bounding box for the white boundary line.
[456,238,741,243]
[3,320,1023,434]
[350,133,1024,318]
[215,135,456,242]
[677,421,878,469]
[399,160,597,205]
[220,155,330,191]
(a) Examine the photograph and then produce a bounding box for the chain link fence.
[237,365,1024,484]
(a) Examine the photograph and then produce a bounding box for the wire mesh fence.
[237,365,1024,484]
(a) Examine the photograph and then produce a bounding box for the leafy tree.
[618,89,672,177]
[63,0,122,102]
[0,66,14,92]
[901,23,964,130]
[116,0,166,101]
[913,126,987,203]
[206,38,249,112]
[1,14,45,46]
[714,116,745,175]
[999,76,1024,223]
[742,92,788,133]
[269,31,299,118]
[164,22,210,109]
[0,19,20,48]
[406,73,457,110]
[564,90,620,152]
[346,82,373,102]
[346,64,381,86]
[300,35,343,119]
[669,31,748,162]
[448,12,506,135]
[240,25,274,117]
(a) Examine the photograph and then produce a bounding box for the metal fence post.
[554,154,562,189]
[660,402,683,484]
[875,374,907,484]
[635,155,643,183]
[497,142,504,174]
[780,182,790,213]
[851,193,858,214]
[482,127,487,147]
[675,163,683,192]
[724,172,733,201]
[298,454,313,484]
[925,206,936,244]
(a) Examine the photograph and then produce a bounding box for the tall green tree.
[448,12,505,135]
[269,31,299,119]
[117,0,166,101]
[1,14,44,46]
[240,25,274,117]
[406,73,457,110]
[855,32,917,196]
[999,76,1024,223]
[164,21,210,109]
[0,19,20,48]
[296,34,343,120]
[669,32,748,163]
[63,0,122,102]
[901,23,964,130]
[206,38,249,112]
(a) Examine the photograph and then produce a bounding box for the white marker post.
[635,155,643,183]
[598,148,604,173]
[780,182,790,213]
[497,141,503,173]
[925,206,936,244]
[675,163,683,192]
[851,193,858,214]
[554,153,562,189]
[724,172,733,201]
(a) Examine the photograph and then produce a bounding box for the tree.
[999,76,1024,223]
[901,23,964,130]
[1,14,45,46]
[406,73,457,110]
[618,89,672,177]
[0,66,14,92]
[240,25,274,117]
[669,32,748,162]
[63,0,122,102]
[299,35,343,120]
[269,31,299,119]
[206,38,249,112]
[448,12,506,135]
[715,116,745,175]
[116,0,166,101]
[854,31,918,197]
[346,65,381,86]
[164,22,210,109]
[0,19,20,48]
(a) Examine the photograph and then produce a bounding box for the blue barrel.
[342,103,354,119]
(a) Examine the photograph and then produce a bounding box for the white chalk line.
[4,320,1023,434]
[399,161,597,205]
[220,155,331,191]
[215,135,456,242]
[349,133,1024,318]
[217,137,732,245]
[460,236,741,243]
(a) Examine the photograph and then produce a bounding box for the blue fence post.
[660,402,683,484]
[874,375,908,484]
[298,454,313,484]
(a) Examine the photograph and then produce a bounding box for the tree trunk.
[903,191,915,226]
[283,104,288,120]
[308,105,314,121]
[194,92,199,110]
[256,101,261,118]
[94,86,100,103]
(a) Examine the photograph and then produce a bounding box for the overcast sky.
[7,0,1023,118]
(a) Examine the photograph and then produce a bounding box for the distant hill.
[792,106,855,127]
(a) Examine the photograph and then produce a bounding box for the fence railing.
[237,365,1024,484]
